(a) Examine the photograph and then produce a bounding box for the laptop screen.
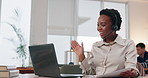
[29,43,61,77]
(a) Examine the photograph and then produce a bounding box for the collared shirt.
[80,35,138,76]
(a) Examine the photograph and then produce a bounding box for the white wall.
[128,1,148,44]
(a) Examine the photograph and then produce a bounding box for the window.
[0,0,31,66]
[47,35,72,64]
[77,0,101,51]
[47,0,76,64]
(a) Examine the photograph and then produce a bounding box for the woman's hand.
[120,69,138,77]
[71,40,85,62]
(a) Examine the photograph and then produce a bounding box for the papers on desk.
[96,68,131,78]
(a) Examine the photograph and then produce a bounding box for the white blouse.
[80,35,138,76]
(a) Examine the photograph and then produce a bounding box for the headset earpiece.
[112,25,118,31]
[112,13,119,31]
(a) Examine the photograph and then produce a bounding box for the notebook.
[29,43,83,78]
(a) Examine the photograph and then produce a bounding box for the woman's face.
[97,15,113,39]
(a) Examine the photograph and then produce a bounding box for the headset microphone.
[99,30,114,48]
[102,30,114,40]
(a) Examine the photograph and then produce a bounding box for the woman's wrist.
[79,54,85,62]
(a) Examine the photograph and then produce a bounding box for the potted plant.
[5,9,28,67]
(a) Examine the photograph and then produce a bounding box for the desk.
[144,68,148,74]
[14,74,148,78]
[145,68,148,71]
[16,67,34,74]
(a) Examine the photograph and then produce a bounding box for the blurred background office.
[0,0,148,67]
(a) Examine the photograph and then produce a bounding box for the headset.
[112,13,119,31]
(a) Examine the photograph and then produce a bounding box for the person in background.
[72,8,139,77]
[136,43,148,73]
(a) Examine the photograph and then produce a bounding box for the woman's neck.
[104,34,118,43]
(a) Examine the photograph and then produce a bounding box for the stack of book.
[0,65,19,77]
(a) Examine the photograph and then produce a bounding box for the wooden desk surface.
[16,67,34,74]
[145,68,148,70]
[17,67,34,70]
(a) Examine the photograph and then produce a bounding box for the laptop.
[29,43,83,78]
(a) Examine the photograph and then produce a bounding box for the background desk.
[144,68,148,74]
